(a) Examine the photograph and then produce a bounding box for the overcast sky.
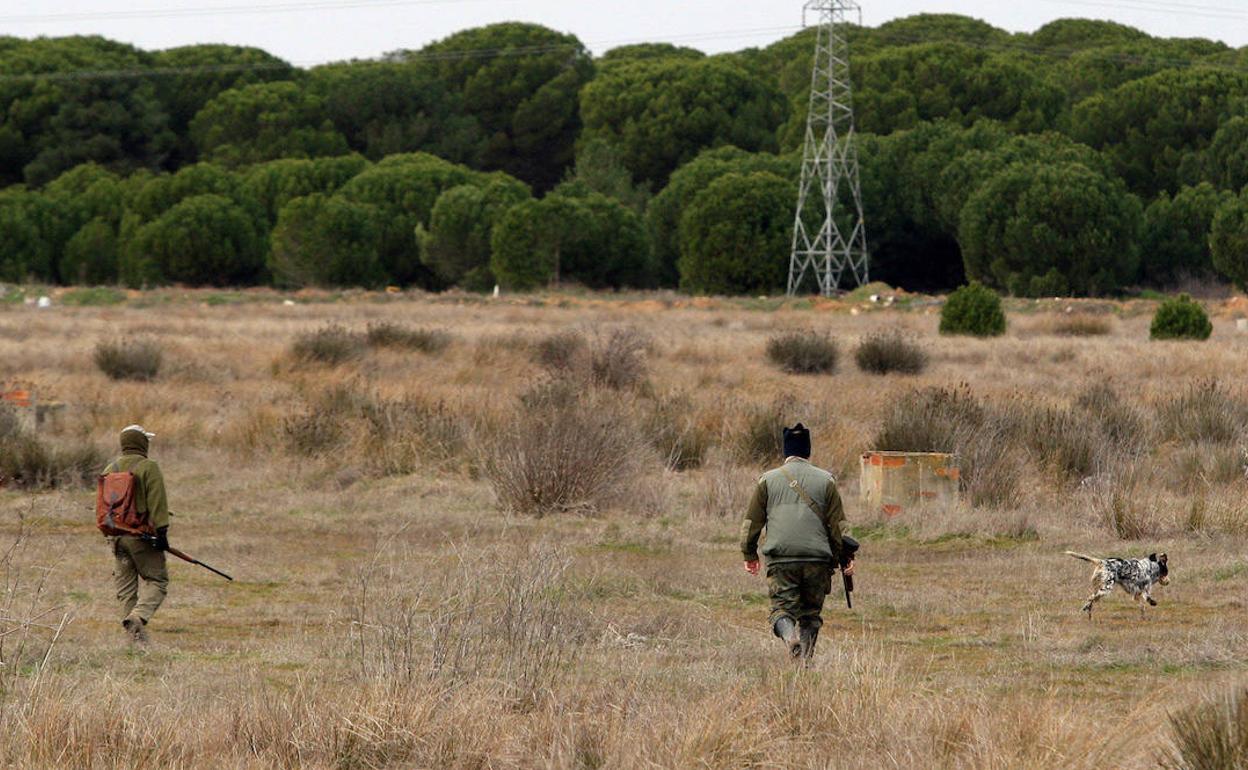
[4,0,1246,65]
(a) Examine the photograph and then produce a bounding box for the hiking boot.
[122,615,149,645]
[773,617,801,659]
[799,626,819,664]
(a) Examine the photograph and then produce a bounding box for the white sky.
[3,0,1245,65]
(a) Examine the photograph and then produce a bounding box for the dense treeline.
[1,15,1247,295]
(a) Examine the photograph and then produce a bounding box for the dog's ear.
[1149,553,1157,561]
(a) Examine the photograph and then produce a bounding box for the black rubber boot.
[799,626,819,663]
[773,617,801,658]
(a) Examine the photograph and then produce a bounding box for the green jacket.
[103,450,170,530]
[739,458,846,567]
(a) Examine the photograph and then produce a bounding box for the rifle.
[110,523,234,582]
[839,535,860,609]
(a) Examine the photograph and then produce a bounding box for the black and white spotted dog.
[1066,551,1170,617]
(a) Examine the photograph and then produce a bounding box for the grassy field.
[2,288,1247,769]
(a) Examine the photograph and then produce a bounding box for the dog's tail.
[1065,551,1103,565]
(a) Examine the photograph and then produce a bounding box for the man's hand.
[842,559,855,577]
[744,559,760,576]
[154,526,169,552]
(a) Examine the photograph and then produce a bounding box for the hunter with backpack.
[97,425,171,644]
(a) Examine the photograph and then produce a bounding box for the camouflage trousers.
[767,562,832,632]
[110,536,168,623]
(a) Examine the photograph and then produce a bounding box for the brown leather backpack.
[96,467,151,536]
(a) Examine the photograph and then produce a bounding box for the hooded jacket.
[103,431,170,530]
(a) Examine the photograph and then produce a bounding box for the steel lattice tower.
[787,0,869,296]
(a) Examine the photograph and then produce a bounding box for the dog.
[1065,551,1169,618]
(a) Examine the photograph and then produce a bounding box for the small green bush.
[765,330,838,375]
[1151,294,1212,340]
[940,282,1006,337]
[93,339,163,381]
[291,324,363,366]
[854,330,928,375]
[365,322,452,354]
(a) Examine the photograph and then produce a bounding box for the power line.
[0,0,500,25]
[0,25,804,83]
[1038,0,1248,21]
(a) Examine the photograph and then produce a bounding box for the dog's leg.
[1082,573,1114,618]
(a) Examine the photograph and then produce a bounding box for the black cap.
[783,423,811,459]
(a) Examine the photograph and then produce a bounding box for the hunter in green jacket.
[103,425,171,644]
[740,423,853,662]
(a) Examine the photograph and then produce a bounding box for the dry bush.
[1085,466,1166,539]
[693,458,752,520]
[854,330,928,375]
[361,396,469,475]
[93,338,162,381]
[280,383,365,456]
[874,385,985,454]
[532,329,588,373]
[589,327,650,390]
[1183,486,1248,535]
[642,392,713,471]
[732,398,793,464]
[484,384,645,515]
[958,415,1028,509]
[1157,380,1248,445]
[1162,685,1248,770]
[291,324,363,366]
[1036,313,1113,337]
[365,321,452,353]
[348,535,578,706]
[1015,403,1101,481]
[0,435,103,490]
[766,329,838,374]
[0,511,72,699]
[0,404,21,441]
[1171,444,1247,492]
[1075,382,1151,454]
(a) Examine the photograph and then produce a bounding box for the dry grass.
[2,288,1248,768]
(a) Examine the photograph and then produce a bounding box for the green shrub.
[291,324,363,366]
[940,282,1006,337]
[766,330,838,375]
[365,322,452,354]
[1150,293,1212,340]
[854,330,928,375]
[93,339,163,381]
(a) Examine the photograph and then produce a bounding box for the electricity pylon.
[787,0,869,296]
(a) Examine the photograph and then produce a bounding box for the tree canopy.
[4,15,1248,296]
